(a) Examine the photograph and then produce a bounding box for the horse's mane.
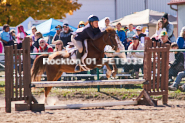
[105,26,116,33]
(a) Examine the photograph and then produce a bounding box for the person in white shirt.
[124,35,144,79]
[136,26,146,44]
[100,17,112,32]
[151,19,166,42]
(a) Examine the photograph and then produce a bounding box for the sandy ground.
[0,95,185,123]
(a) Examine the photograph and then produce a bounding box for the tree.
[0,0,81,26]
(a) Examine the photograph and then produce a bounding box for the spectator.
[127,23,135,40]
[0,24,14,47]
[10,29,16,43]
[162,13,176,43]
[38,38,53,52]
[176,26,185,49]
[124,35,144,79]
[169,71,185,91]
[160,31,171,45]
[116,23,126,46]
[60,23,73,47]
[38,38,53,81]
[168,43,184,82]
[53,40,65,81]
[52,25,63,44]
[33,32,43,49]
[124,26,129,34]
[16,25,27,49]
[136,26,146,44]
[78,21,85,28]
[100,17,112,31]
[151,19,166,42]
[126,23,135,50]
[53,40,65,52]
[31,26,37,41]
[29,36,38,67]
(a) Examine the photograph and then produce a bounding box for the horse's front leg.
[112,59,118,78]
[104,61,112,78]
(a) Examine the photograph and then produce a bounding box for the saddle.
[66,40,90,71]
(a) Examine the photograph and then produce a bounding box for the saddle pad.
[66,40,90,71]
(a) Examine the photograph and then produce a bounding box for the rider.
[72,15,105,72]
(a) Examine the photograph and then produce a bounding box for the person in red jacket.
[38,38,53,52]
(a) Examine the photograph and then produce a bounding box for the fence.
[4,37,170,112]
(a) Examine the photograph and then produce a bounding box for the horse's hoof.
[112,72,117,78]
[111,76,116,80]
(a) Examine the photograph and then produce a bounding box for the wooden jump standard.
[5,37,170,112]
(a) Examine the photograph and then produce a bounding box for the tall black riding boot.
[74,50,82,72]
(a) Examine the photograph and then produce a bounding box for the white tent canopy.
[111,9,177,37]
[16,16,34,33]
[111,9,177,26]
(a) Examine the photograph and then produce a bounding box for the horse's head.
[103,27,119,51]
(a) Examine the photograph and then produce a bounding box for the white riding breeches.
[71,35,83,53]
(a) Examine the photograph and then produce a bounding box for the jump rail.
[5,37,170,112]
[31,79,147,87]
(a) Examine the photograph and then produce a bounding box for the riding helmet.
[88,16,99,23]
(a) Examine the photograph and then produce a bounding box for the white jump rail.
[31,79,147,87]
[45,100,138,109]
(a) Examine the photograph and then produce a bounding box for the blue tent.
[26,18,77,36]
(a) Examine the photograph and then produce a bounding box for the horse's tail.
[31,54,49,81]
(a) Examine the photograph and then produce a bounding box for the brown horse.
[31,27,119,104]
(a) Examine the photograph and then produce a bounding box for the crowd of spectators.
[0,13,185,91]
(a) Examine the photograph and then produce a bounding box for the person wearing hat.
[71,15,105,72]
[161,13,176,43]
[136,26,146,44]
[0,24,14,47]
[38,38,53,52]
[100,17,112,31]
[124,34,144,79]
[60,23,73,47]
[160,31,171,45]
[176,26,185,49]
[78,21,85,28]
[52,25,63,44]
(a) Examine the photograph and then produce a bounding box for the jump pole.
[45,100,137,110]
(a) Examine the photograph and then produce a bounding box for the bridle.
[91,32,117,55]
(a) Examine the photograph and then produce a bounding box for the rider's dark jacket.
[74,24,104,42]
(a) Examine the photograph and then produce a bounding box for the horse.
[31,27,119,104]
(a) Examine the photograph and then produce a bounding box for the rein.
[90,33,116,55]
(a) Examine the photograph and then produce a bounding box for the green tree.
[0,0,81,26]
